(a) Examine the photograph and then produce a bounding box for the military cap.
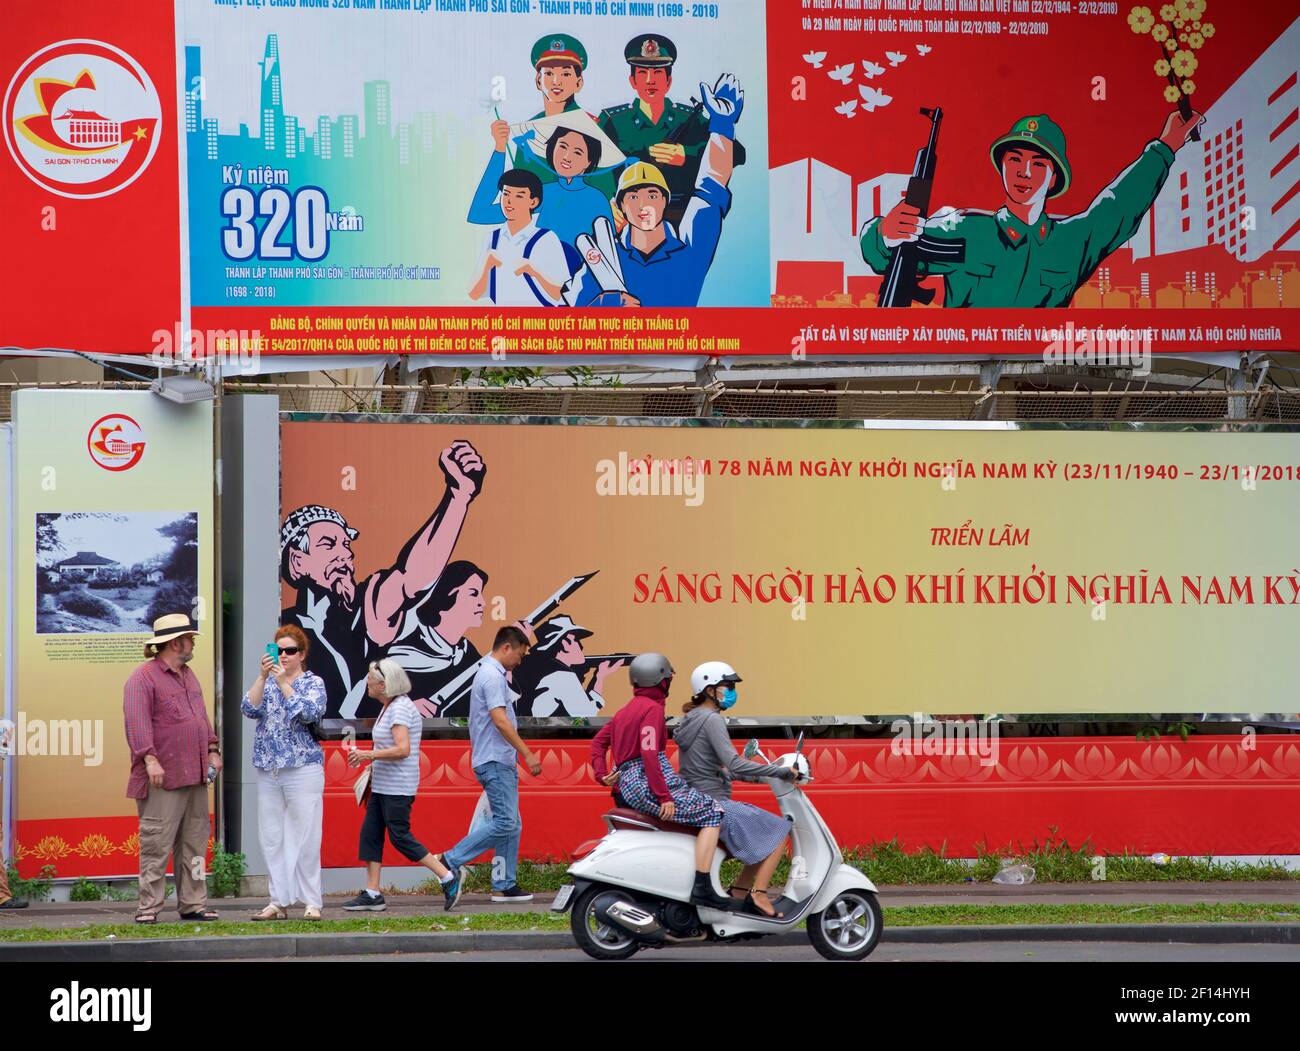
[625,34,676,68]
[990,114,1072,198]
[531,33,587,71]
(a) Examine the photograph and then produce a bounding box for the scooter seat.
[603,807,702,837]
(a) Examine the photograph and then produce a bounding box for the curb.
[1,923,1296,961]
[0,930,577,962]
[885,923,1300,945]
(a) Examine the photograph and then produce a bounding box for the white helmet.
[690,660,742,697]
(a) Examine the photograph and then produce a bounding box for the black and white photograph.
[35,511,199,634]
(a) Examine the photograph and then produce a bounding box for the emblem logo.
[87,413,147,472]
[4,39,162,198]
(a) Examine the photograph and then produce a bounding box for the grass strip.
[427,844,1298,897]
[2,902,1296,944]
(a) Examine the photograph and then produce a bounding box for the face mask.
[719,686,737,710]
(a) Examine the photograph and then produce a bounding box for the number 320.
[220,186,329,261]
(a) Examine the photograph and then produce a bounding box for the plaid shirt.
[123,657,216,799]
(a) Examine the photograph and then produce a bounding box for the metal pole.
[976,361,1004,420]
[1227,367,1247,421]
[2,425,13,868]
[210,354,224,845]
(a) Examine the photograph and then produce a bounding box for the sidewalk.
[2,881,1296,931]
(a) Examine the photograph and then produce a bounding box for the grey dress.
[675,706,792,864]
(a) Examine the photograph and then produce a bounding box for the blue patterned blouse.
[240,671,327,771]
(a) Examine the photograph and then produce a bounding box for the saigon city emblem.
[3,39,162,198]
[87,414,147,472]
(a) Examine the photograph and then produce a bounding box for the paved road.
[209,941,1300,963]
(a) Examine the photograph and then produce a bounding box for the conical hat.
[511,109,626,168]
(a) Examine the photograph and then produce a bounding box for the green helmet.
[990,114,1071,198]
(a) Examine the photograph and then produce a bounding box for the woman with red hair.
[241,624,328,920]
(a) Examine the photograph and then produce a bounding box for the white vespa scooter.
[552,736,883,961]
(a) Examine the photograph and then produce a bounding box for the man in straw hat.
[861,107,1204,307]
[123,612,219,923]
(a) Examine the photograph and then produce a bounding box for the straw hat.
[147,612,200,647]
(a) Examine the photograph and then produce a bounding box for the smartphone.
[265,643,278,663]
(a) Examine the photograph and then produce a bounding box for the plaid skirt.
[717,798,792,864]
[618,755,724,828]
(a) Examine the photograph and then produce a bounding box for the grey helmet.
[629,652,675,688]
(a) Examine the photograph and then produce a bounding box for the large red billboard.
[3,1,1297,359]
[2,0,182,357]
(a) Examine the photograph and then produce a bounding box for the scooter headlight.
[777,753,812,783]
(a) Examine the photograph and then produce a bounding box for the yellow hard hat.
[617,160,669,196]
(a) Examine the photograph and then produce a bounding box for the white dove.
[827,63,854,84]
[916,44,932,56]
[861,59,885,78]
[802,50,828,69]
[886,50,907,66]
[858,85,893,112]
[835,99,858,118]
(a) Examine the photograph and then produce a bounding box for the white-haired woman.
[343,658,455,910]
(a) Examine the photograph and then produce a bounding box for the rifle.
[580,652,635,669]
[878,106,963,308]
[665,73,724,147]
[580,652,634,688]
[424,572,598,713]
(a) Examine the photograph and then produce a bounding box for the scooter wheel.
[570,885,641,961]
[807,890,883,961]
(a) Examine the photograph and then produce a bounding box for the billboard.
[2,1,1298,358]
[8,391,215,878]
[280,418,1300,720]
[1,0,182,358]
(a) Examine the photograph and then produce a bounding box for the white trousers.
[256,764,325,909]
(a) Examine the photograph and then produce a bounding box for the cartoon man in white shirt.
[512,615,628,718]
[469,168,569,306]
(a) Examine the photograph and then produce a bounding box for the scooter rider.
[590,652,735,910]
[676,661,796,918]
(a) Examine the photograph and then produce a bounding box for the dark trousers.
[358,792,428,863]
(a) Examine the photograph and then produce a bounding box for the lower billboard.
[280,419,1300,719]
[9,391,215,878]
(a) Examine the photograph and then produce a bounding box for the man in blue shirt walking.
[434,625,542,908]
[563,72,745,309]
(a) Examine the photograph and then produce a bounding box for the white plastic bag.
[991,861,1036,885]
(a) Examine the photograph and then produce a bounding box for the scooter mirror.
[743,739,759,759]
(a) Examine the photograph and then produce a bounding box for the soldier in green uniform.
[596,34,745,228]
[529,34,587,119]
[860,109,1204,307]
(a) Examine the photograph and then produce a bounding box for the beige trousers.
[136,783,210,916]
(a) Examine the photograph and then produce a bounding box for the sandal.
[744,889,785,920]
[303,906,322,921]
[179,908,221,922]
[134,914,157,925]
[251,904,287,921]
